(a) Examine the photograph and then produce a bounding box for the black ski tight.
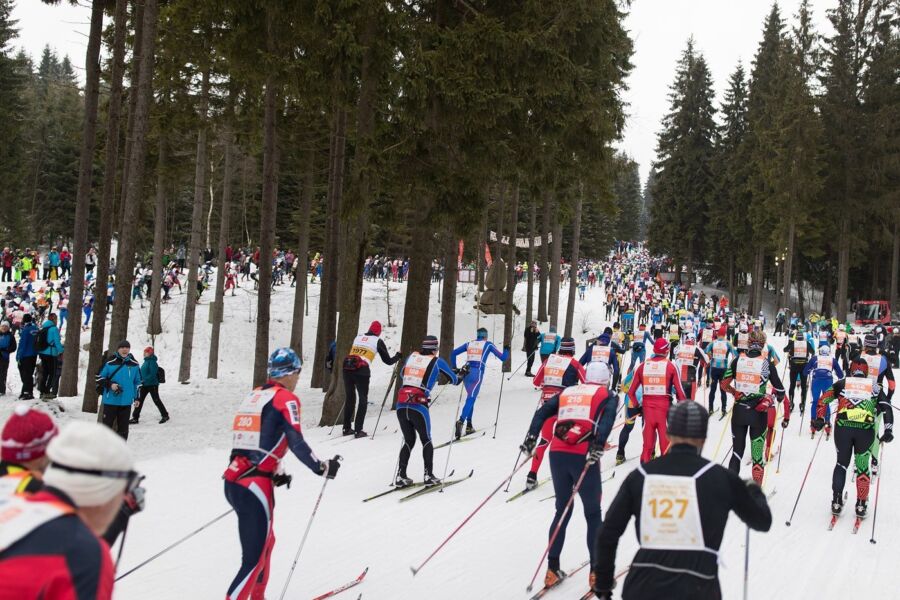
[832,426,874,498]
[729,404,767,472]
[397,404,433,477]
[788,363,808,407]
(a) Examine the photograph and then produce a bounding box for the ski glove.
[754,395,774,412]
[880,428,893,444]
[273,473,292,488]
[321,456,342,479]
[781,418,790,429]
[124,485,146,514]
[811,417,826,432]
[393,352,402,362]
[587,443,604,465]
[520,433,538,456]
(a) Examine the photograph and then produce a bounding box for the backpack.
[157,366,166,384]
[34,327,49,352]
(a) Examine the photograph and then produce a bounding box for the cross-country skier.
[394,335,460,487]
[673,332,708,401]
[733,322,750,355]
[784,326,815,415]
[814,360,893,520]
[528,337,586,489]
[801,344,844,437]
[721,329,787,484]
[627,338,686,463]
[520,366,616,590]
[224,348,341,600]
[579,332,622,391]
[592,401,772,600]
[857,333,895,476]
[450,327,509,439]
[342,320,402,437]
[705,332,736,416]
[538,325,561,364]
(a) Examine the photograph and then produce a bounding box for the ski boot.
[544,563,567,588]
[454,420,464,440]
[465,421,475,436]
[342,428,354,436]
[825,425,832,441]
[615,454,626,466]
[751,464,764,485]
[831,493,844,515]
[524,371,534,378]
[871,457,879,478]
[423,472,442,486]
[855,499,868,519]
[799,401,806,415]
[129,417,139,425]
[525,471,538,491]
[353,430,368,439]
[395,474,414,488]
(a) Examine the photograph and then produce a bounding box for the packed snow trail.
[2,277,897,599]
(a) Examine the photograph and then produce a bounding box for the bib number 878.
[648,497,689,519]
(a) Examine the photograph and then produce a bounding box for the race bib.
[640,473,706,551]
[793,341,807,358]
[735,357,764,394]
[643,360,668,396]
[232,388,277,451]
[543,355,570,388]
[591,345,611,364]
[466,341,486,363]
[712,342,727,361]
[402,353,434,388]
[844,377,873,402]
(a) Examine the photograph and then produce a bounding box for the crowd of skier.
[0,241,897,600]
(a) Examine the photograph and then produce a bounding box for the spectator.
[16,314,38,400]
[0,321,17,395]
[96,340,142,440]
[130,346,169,425]
[37,313,64,400]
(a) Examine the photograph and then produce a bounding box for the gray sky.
[12,0,835,183]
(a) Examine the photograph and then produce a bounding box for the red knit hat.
[369,321,382,336]
[653,338,670,356]
[1,405,58,462]
[144,346,154,355]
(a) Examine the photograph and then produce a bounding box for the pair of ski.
[311,568,367,600]
[529,560,611,600]
[827,491,864,533]
[361,469,474,503]
[434,429,486,449]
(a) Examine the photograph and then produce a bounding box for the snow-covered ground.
[2,274,897,600]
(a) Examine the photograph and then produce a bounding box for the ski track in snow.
[2,276,896,600]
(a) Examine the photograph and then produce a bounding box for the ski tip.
[468,469,475,477]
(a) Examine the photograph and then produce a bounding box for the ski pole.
[785,430,825,526]
[710,406,733,462]
[371,363,400,441]
[503,449,524,493]
[507,350,536,380]
[328,399,345,436]
[870,448,884,544]
[116,508,234,580]
[439,384,467,486]
[720,445,732,466]
[525,461,594,593]
[279,455,342,600]
[492,370,506,439]
[410,453,530,575]
[743,525,750,600]
[776,423,786,473]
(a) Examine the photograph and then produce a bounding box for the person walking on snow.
[96,341,142,441]
[393,335,460,487]
[36,313,63,399]
[519,367,616,590]
[528,337,586,489]
[450,327,509,439]
[130,346,170,425]
[0,321,17,396]
[801,344,844,437]
[673,332,708,402]
[721,329,788,485]
[224,348,341,600]
[341,320,402,438]
[627,338,686,463]
[814,360,893,519]
[592,401,772,600]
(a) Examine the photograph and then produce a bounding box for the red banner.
[458,240,464,269]
[484,243,493,267]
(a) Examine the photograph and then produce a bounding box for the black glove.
[880,428,893,443]
[273,473,293,488]
[321,456,342,479]
[781,418,790,429]
[520,433,538,455]
[811,417,826,432]
[123,485,146,515]
[393,352,402,362]
[592,576,615,599]
[459,364,470,377]
[587,443,604,465]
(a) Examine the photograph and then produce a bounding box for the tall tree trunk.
[783,219,794,312]
[177,68,210,384]
[537,193,549,322]
[525,198,536,325]
[398,221,433,362]
[891,219,899,314]
[727,255,736,305]
[475,218,484,294]
[502,184,519,371]
[796,259,806,318]
[208,116,234,379]
[439,231,459,362]
[252,10,280,387]
[310,105,346,389]
[563,190,583,337]
[82,0,128,411]
[116,0,144,227]
[754,248,765,315]
[320,9,380,424]
[821,262,832,316]
[685,239,694,287]
[146,129,166,337]
[836,216,850,320]
[548,200,562,329]
[107,0,158,353]
[289,146,315,356]
[59,0,104,398]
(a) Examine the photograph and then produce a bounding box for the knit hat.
[1,405,58,463]
[369,321,382,336]
[864,334,878,349]
[559,337,576,355]
[421,335,439,353]
[818,345,831,357]
[43,422,134,507]
[585,361,611,386]
[653,338,669,355]
[144,346,154,355]
[667,401,709,439]
[117,340,131,349]
[849,360,869,378]
[267,347,302,378]
[476,327,488,341]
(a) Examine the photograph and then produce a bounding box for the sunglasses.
[51,462,144,495]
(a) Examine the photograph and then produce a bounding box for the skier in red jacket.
[627,338,686,462]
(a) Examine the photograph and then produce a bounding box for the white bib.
[542,354,571,388]
[466,340,486,363]
[232,388,277,451]
[0,495,72,553]
[638,463,716,554]
[735,357,764,394]
[348,335,379,366]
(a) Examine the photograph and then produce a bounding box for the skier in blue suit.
[451,327,509,438]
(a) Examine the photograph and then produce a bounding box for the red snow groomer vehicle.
[854,300,891,333]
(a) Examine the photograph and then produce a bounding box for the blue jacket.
[0,331,16,362]
[16,323,38,360]
[538,331,561,355]
[38,320,63,357]
[140,355,160,386]
[451,340,508,370]
[97,354,142,406]
[48,251,60,267]
[802,356,844,382]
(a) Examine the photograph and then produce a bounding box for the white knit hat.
[43,422,134,507]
